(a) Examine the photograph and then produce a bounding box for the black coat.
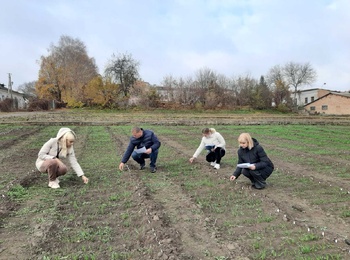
[233,138,274,178]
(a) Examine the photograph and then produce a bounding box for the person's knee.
[59,164,68,174]
[249,170,263,177]
[242,169,250,177]
[47,161,59,170]
[262,169,273,180]
[132,152,139,160]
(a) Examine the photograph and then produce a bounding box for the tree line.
[18,35,317,111]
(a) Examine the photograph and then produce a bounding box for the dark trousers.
[241,167,273,189]
[132,149,159,168]
[206,147,225,164]
[39,159,68,181]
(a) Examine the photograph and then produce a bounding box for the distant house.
[0,84,27,109]
[292,88,331,106]
[154,86,174,102]
[304,92,350,115]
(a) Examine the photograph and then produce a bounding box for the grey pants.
[40,159,68,181]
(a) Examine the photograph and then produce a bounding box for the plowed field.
[1,110,349,259]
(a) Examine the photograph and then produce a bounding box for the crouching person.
[230,133,273,189]
[36,127,89,189]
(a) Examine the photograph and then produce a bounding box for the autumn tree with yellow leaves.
[36,35,98,107]
[84,76,120,108]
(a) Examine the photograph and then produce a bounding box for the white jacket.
[193,132,226,158]
[35,128,84,177]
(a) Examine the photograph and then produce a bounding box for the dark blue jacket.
[233,138,274,178]
[121,129,161,163]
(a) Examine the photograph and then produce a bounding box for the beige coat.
[35,128,84,177]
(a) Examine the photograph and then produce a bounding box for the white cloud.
[0,0,349,91]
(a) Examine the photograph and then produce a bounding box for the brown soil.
[0,110,349,259]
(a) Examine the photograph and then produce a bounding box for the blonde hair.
[238,133,254,150]
[59,131,75,158]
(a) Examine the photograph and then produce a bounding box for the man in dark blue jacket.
[119,127,161,173]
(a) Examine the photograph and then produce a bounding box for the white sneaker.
[210,161,216,166]
[214,163,220,170]
[48,181,60,189]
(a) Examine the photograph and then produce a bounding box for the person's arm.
[254,145,269,170]
[81,175,89,184]
[232,167,242,179]
[121,141,136,164]
[214,133,226,148]
[232,150,243,179]
[149,132,161,151]
[190,139,205,162]
[68,149,89,184]
[119,139,136,170]
[37,139,56,160]
[119,162,125,171]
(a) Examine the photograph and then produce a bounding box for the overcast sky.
[0,0,349,91]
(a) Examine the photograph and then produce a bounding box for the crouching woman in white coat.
[189,128,226,170]
[36,127,89,189]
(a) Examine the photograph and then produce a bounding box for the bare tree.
[234,75,256,107]
[283,62,317,104]
[266,64,288,108]
[161,75,177,102]
[105,52,140,97]
[266,62,316,109]
[266,65,284,87]
[193,68,216,105]
[180,76,197,107]
[272,80,292,109]
[216,74,234,108]
[18,81,37,99]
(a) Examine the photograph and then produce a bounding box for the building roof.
[304,91,350,107]
[0,84,24,95]
[292,88,333,94]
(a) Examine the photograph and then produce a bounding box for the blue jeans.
[132,149,159,168]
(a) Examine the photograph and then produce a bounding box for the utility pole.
[8,73,13,99]
[8,73,14,110]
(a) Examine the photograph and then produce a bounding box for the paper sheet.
[237,163,252,168]
[135,146,147,154]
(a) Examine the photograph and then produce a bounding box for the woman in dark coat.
[230,133,274,189]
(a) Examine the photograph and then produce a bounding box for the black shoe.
[150,167,157,173]
[252,185,265,190]
[140,165,145,170]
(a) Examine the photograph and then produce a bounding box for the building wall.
[317,89,330,99]
[304,94,350,115]
[294,89,331,106]
[0,88,27,109]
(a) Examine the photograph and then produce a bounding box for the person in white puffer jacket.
[189,128,226,169]
[36,127,89,189]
